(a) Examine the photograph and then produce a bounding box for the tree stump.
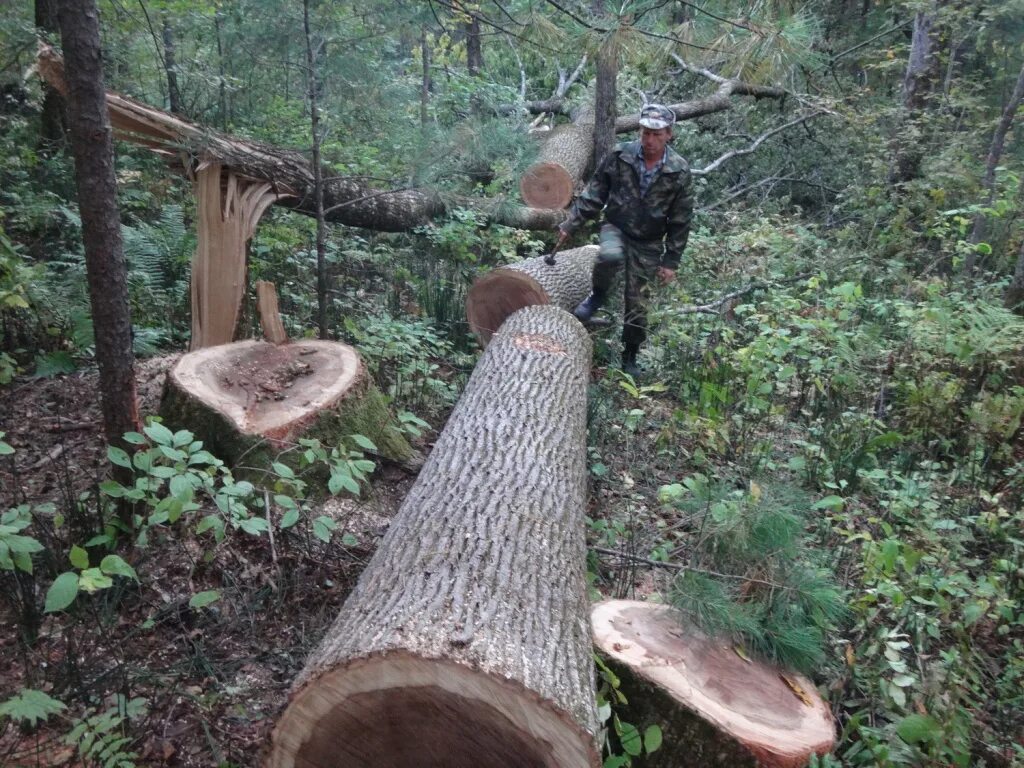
[592,600,835,768]
[161,339,413,471]
[465,245,597,346]
[267,305,600,768]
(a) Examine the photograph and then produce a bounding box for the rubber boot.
[573,293,605,323]
[622,345,642,379]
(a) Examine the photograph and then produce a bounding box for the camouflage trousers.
[591,223,664,349]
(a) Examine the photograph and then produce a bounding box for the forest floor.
[0,360,420,767]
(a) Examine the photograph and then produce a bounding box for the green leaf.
[44,572,80,612]
[349,434,377,452]
[274,494,297,510]
[603,756,629,768]
[328,472,360,495]
[341,533,358,547]
[896,714,941,745]
[69,545,89,570]
[99,480,126,498]
[171,429,194,448]
[122,432,147,445]
[0,442,13,456]
[272,462,295,479]
[643,724,662,754]
[106,446,132,469]
[100,555,138,581]
[617,720,642,756]
[5,534,44,555]
[78,567,113,593]
[12,550,33,574]
[974,242,992,255]
[313,515,337,543]
[189,590,221,609]
[279,508,300,529]
[812,495,844,510]
[143,421,174,445]
[0,689,66,727]
[33,350,77,378]
[237,516,269,535]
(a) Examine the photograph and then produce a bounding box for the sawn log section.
[466,245,597,346]
[267,305,599,768]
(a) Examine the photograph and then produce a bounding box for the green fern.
[65,696,146,768]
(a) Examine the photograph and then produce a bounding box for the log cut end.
[267,653,600,768]
[520,161,574,210]
[592,600,835,768]
[465,268,550,346]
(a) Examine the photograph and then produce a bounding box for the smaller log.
[255,281,288,345]
[161,339,413,474]
[592,600,835,768]
[519,161,575,210]
[520,119,595,209]
[466,245,597,346]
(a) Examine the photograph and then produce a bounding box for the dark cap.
[638,103,675,130]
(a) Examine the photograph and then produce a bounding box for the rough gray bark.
[35,0,65,147]
[56,0,140,449]
[966,60,1024,273]
[466,245,597,345]
[592,601,836,768]
[891,7,940,184]
[466,14,483,75]
[268,305,599,768]
[593,23,619,170]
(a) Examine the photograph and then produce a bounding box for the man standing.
[556,104,694,378]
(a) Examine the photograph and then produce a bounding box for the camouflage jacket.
[560,141,694,269]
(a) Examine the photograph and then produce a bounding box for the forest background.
[1,0,1023,765]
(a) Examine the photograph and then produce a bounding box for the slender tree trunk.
[35,0,66,148]
[421,27,431,131]
[214,8,228,131]
[965,61,1024,274]
[593,29,619,170]
[891,7,940,184]
[56,0,141,496]
[466,15,483,75]
[303,0,329,339]
[1006,239,1024,313]
[161,13,182,115]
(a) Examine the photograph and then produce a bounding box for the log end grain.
[465,268,550,346]
[520,161,574,210]
[266,652,600,768]
[592,600,835,768]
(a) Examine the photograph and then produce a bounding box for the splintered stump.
[161,339,412,471]
[465,245,597,346]
[592,601,835,768]
[267,305,600,768]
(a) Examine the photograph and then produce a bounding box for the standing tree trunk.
[593,21,620,170]
[421,26,431,131]
[56,0,140,468]
[35,0,66,148]
[303,0,329,339]
[891,7,940,184]
[1006,239,1024,313]
[965,60,1024,274]
[465,14,483,76]
[214,8,228,130]
[268,305,600,768]
[161,13,182,115]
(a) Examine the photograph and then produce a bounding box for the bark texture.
[465,245,597,345]
[520,116,596,209]
[268,305,599,768]
[56,0,140,447]
[1006,239,1024,314]
[592,601,835,768]
[36,0,66,147]
[161,340,413,473]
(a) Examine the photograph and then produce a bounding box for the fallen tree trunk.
[465,245,597,345]
[161,339,413,474]
[520,118,596,209]
[37,45,564,233]
[267,305,599,768]
[592,600,835,768]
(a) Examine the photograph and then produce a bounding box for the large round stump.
[465,245,597,346]
[267,306,600,768]
[161,339,413,471]
[592,600,835,768]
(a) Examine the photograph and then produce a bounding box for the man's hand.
[656,266,676,284]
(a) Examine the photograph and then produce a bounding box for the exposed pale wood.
[465,245,597,345]
[519,161,575,210]
[190,163,282,349]
[255,281,288,345]
[268,305,599,768]
[521,119,595,209]
[592,600,835,768]
[161,339,414,470]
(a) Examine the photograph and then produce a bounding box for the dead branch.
[692,112,825,176]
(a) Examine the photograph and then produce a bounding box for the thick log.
[520,117,595,209]
[592,600,835,768]
[465,245,597,346]
[267,305,599,768]
[161,339,413,472]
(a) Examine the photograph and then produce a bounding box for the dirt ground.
[0,358,416,767]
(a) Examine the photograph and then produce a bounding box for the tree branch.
[692,112,825,176]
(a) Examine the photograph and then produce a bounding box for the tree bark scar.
[512,333,567,355]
